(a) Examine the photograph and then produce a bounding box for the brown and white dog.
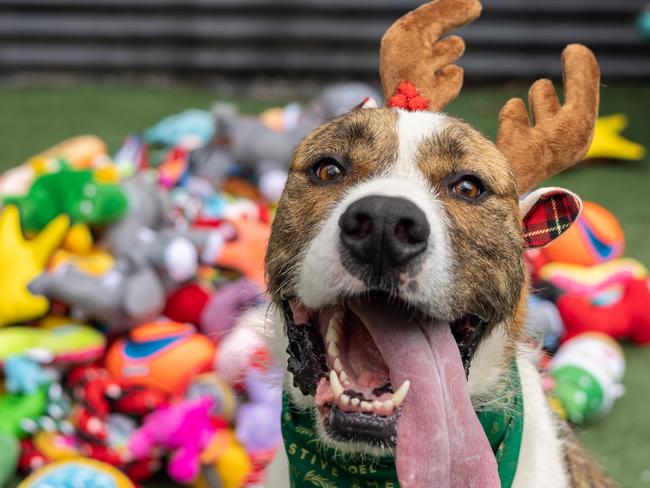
[262,0,617,486]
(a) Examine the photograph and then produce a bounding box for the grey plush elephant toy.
[29,255,165,331]
[189,82,382,202]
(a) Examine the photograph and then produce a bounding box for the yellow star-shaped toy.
[584,113,646,161]
[0,205,69,327]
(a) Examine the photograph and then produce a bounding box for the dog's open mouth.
[284,294,489,449]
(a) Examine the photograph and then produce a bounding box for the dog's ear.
[520,187,582,249]
[354,97,378,110]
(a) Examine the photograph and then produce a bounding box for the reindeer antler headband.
[380,0,600,194]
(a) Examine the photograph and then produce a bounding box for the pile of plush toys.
[0,78,645,486]
[0,82,383,488]
[526,197,649,425]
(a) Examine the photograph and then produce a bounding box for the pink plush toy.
[128,397,216,484]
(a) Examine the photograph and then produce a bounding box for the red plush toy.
[557,278,650,345]
[163,283,211,325]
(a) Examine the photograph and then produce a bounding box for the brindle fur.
[558,420,618,488]
[265,108,617,487]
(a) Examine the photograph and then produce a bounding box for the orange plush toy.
[212,218,270,289]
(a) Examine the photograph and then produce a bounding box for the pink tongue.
[350,303,500,488]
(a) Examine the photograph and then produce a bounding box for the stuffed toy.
[525,295,564,350]
[0,206,69,327]
[50,248,115,276]
[105,175,218,285]
[64,365,163,481]
[3,166,128,232]
[555,278,650,345]
[105,321,216,396]
[128,396,218,484]
[0,385,49,438]
[539,257,648,296]
[144,109,214,149]
[199,277,262,340]
[26,135,109,170]
[195,429,252,488]
[208,217,270,289]
[61,223,94,254]
[0,430,19,488]
[537,201,625,267]
[550,332,625,424]
[213,308,269,385]
[189,82,381,202]
[18,458,135,488]
[583,114,646,161]
[4,357,50,395]
[234,366,283,454]
[163,283,211,326]
[185,373,237,422]
[29,256,166,331]
[0,323,106,365]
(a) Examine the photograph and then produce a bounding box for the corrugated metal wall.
[0,0,648,80]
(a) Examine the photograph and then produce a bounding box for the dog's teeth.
[392,380,411,407]
[332,309,344,321]
[351,398,360,407]
[383,399,395,412]
[361,401,373,412]
[333,358,343,372]
[330,370,344,398]
[339,370,348,382]
[326,320,340,343]
[340,394,350,406]
[327,341,339,357]
[372,400,382,411]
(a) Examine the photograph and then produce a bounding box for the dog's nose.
[339,195,429,268]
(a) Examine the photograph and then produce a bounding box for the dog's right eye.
[310,157,346,184]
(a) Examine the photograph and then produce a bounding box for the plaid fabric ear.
[522,189,582,249]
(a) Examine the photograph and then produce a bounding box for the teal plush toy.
[3,163,128,232]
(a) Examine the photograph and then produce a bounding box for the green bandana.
[281,361,523,488]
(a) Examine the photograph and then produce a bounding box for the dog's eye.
[451,176,484,199]
[312,157,346,183]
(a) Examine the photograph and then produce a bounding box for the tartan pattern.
[522,190,581,248]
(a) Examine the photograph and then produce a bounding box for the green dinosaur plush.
[3,164,128,231]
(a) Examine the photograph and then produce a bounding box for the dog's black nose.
[339,195,429,269]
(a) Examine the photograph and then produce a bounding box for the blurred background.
[0,0,649,487]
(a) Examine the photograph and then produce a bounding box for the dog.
[262,0,617,486]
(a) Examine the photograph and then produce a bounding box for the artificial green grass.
[0,83,648,486]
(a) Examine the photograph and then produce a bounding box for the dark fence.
[0,0,648,81]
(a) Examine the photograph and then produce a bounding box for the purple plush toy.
[200,277,262,341]
[235,367,283,453]
[128,397,216,484]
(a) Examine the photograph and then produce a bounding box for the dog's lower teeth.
[340,394,350,405]
[351,398,360,407]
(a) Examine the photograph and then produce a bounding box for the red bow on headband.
[388,81,430,111]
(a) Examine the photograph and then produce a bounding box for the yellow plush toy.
[584,114,646,161]
[0,206,69,327]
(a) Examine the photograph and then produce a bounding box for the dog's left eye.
[451,176,485,200]
[311,157,346,183]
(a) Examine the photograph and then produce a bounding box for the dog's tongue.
[350,303,499,488]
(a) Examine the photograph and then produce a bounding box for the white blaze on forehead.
[295,108,455,318]
[393,110,448,181]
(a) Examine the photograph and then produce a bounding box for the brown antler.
[380,0,482,112]
[496,44,600,194]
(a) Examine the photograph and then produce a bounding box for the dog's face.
[266,106,530,453]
